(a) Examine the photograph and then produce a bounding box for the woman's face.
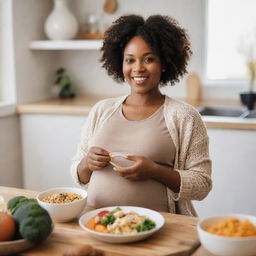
[122,36,163,95]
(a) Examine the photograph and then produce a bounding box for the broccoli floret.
[19,216,53,243]
[13,203,50,223]
[136,219,156,232]
[7,196,27,209]
[100,213,116,225]
[14,203,52,243]
[112,207,122,212]
[7,196,37,215]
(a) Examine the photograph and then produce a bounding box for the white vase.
[44,0,79,40]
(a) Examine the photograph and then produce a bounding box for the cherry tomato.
[97,210,110,218]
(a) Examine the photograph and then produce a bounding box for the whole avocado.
[13,203,52,243]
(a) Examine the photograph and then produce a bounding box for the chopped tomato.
[97,210,110,218]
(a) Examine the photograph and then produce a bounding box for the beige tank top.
[87,103,176,211]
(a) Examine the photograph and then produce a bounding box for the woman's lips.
[132,76,148,85]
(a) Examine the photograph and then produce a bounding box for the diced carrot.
[85,217,96,230]
[95,224,109,233]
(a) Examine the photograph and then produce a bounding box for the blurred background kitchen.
[0,0,256,218]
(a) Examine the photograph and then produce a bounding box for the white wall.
[13,0,59,104]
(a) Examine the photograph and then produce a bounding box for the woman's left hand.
[114,155,156,181]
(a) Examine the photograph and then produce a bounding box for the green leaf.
[112,207,122,212]
[100,213,116,225]
[59,76,70,87]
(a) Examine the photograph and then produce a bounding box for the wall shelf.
[29,40,103,50]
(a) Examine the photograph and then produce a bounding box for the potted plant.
[239,61,256,110]
[238,33,256,110]
[55,67,76,99]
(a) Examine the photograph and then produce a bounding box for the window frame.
[203,0,249,88]
[0,0,16,117]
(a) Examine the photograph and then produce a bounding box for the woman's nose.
[133,61,145,72]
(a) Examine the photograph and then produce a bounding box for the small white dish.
[37,187,87,222]
[79,206,165,243]
[109,152,134,168]
[197,214,256,256]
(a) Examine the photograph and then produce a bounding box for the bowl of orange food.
[37,187,87,222]
[197,214,256,256]
[79,206,164,243]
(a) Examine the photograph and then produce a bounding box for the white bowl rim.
[197,213,256,241]
[79,206,165,238]
[37,186,87,206]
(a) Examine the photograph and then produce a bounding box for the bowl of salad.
[79,206,165,243]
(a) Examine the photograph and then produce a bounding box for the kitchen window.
[206,0,256,83]
[0,0,16,116]
[0,0,3,101]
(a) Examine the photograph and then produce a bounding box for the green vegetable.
[13,203,49,223]
[100,213,116,225]
[7,196,37,214]
[136,219,156,232]
[13,202,52,243]
[112,207,122,212]
[7,196,27,209]
[19,216,52,243]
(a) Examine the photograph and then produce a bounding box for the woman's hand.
[77,147,110,184]
[113,155,181,193]
[86,146,111,171]
[113,155,156,181]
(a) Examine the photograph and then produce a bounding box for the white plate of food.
[79,206,165,243]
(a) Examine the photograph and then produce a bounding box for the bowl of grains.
[37,187,87,222]
[197,214,256,256]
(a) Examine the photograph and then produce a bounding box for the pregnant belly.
[87,166,169,212]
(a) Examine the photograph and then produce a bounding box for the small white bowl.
[197,214,256,256]
[37,187,87,222]
[79,206,165,243]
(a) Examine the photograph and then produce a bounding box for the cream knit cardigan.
[70,95,212,216]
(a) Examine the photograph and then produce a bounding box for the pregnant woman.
[71,14,212,216]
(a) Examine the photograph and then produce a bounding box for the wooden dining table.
[0,186,214,256]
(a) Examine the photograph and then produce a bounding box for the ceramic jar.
[44,0,79,40]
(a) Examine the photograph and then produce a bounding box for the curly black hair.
[100,14,192,86]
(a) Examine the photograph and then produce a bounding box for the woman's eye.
[144,57,154,63]
[125,58,134,64]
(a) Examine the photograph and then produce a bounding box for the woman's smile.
[132,76,149,85]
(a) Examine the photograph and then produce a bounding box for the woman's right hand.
[86,146,110,171]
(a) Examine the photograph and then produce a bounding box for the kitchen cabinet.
[20,114,87,190]
[193,128,256,217]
